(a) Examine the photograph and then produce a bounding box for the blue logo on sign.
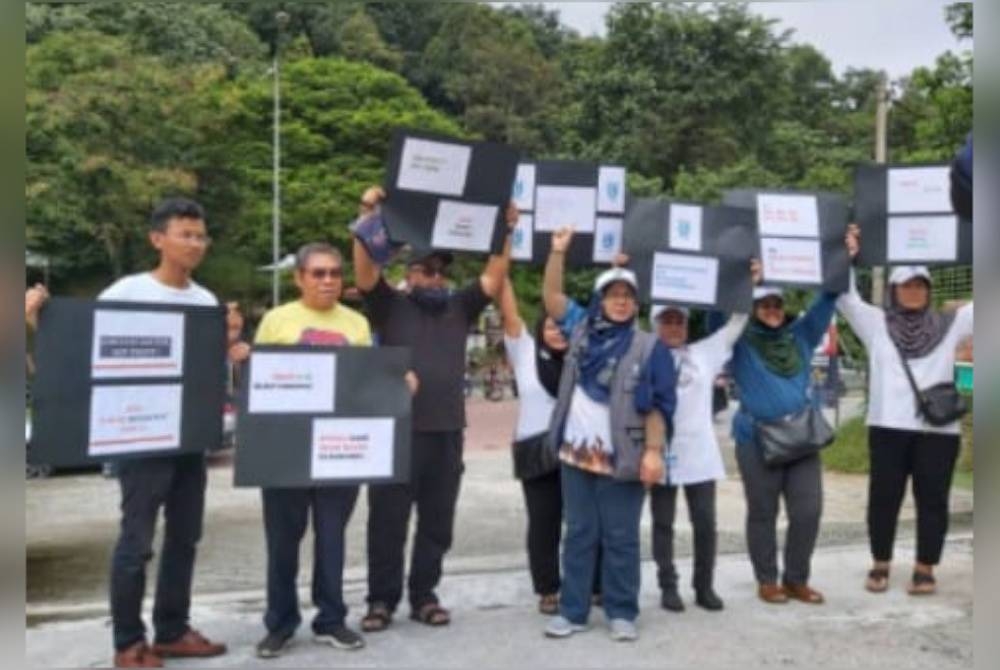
[602,232,615,249]
[513,180,523,198]
[678,220,691,238]
[513,228,523,246]
[607,182,620,202]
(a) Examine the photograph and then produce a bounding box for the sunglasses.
[307,267,343,280]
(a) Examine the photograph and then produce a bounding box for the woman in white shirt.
[498,277,600,615]
[841,225,973,595]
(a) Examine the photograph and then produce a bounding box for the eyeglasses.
[307,267,343,280]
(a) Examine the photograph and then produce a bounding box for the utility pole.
[871,71,889,306]
[271,11,289,307]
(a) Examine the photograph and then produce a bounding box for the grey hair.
[295,242,342,271]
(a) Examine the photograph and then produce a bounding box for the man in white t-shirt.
[27,198,237,668]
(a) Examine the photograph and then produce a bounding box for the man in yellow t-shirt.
[252,242,371,658]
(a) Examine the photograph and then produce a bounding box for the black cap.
[407,250,454,268]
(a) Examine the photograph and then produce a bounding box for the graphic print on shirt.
[559,388,615,476]
[298,328,349,346]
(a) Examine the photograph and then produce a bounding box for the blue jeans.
[262,486,359,637]
[559,463,645,623]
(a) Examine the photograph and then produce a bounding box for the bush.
[821,415,869,473]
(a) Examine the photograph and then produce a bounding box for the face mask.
[409,286,450,313]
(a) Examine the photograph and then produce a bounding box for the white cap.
[594,267,638,294]
[889,265,932,285]
[650,304,689,324]
[753,286,784,301]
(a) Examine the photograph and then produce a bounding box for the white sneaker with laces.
[608,618,638,642]
[544,615,588,638]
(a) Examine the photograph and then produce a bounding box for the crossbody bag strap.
[891,339,925,414]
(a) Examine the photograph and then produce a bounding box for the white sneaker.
[608,618,638,642]
[544,615,588,638]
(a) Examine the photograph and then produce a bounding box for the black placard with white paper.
[381,128,520,257]
[853,163,971,266]
[723,189,849,293]
[234,346,412,488]
[510,160,628,266]
[622,198,756,312]
[29,298,226,467]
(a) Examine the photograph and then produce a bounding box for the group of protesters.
[25,167,972,665]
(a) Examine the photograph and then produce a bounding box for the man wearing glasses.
[351,186,515,631]
[251,242,375,658]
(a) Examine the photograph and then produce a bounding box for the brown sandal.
[865,567,890,593]
[361,602,393,632]
[538,593,559,615]
[907,571,936,596]
[783,583,825,604]
[410,602,450,626]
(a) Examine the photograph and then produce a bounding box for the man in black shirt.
[352,186,516,630]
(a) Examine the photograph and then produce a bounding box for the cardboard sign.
[512,159,628,266]
[234,346,412,488]
[723,188,849,292]
[381,128,520,257]
[854,163,971,266]
[29,298,226,467]
[622,198,756,311]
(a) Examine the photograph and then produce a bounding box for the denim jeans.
[262,485,359,637]
[559,463,645,624]
[110,454,206,651]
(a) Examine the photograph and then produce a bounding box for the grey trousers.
[735,444,823,585]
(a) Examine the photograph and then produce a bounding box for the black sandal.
[865,567,890,593]
[907,571,936,596]
[361,602,393,632]
[410,602,450,626]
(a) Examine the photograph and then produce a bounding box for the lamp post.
[271,10,290,307]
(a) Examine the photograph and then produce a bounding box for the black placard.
[234,346,412,488]
[511,160,628,266]
[29,298,226,467]
[622,198,756,312]
[853,163,971,266]
[381,128,520,257]
[723,189,849,293]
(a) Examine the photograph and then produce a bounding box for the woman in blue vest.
[540,227,675,642]
[730,285,838,605]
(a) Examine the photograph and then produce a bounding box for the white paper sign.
[512,213,534,261]
[887,215,958,261]
[91,310,185,379]
[593,217,623,263]
[88,384,182,456]
[651,252,719,305]
[396,138,471,196]
[887,166,952,214]
[757,194,819,238]
[512,163,536,211]
[431,200,498,252]
[310,417,395,480]
[534,186,596,233]
[597,166,626,213]
[761,237,823,284]
[249,352,336,414]
[668,204,703,252]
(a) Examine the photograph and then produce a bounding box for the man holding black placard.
[26,197,236,668]
[252,242,380,658]
[351,185,516,631]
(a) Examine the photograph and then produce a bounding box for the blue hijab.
[577,294,635,403]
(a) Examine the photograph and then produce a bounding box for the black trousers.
[261,486,359,637]
[649,480,717,592]
[366,431,464,612]
[110,454,206,651]
[867,426,961,565]
[520,469,602,596]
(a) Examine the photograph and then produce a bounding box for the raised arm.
[479,201,517,300]
[350,186,386,292]
[25,283,49,331]
[834,223,882,347]
[543,227,573,320]
[498,276,524,338]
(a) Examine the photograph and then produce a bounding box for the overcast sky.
[515,1,971,79]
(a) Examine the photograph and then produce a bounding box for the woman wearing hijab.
[730,282,838,605]
[497,276,603,614]
[540,227,675,642]
[841,225,973,595]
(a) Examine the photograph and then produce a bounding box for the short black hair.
[150,197,205,232]
[295,242,343,271]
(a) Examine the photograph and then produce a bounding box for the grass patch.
[822,415,869,473]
